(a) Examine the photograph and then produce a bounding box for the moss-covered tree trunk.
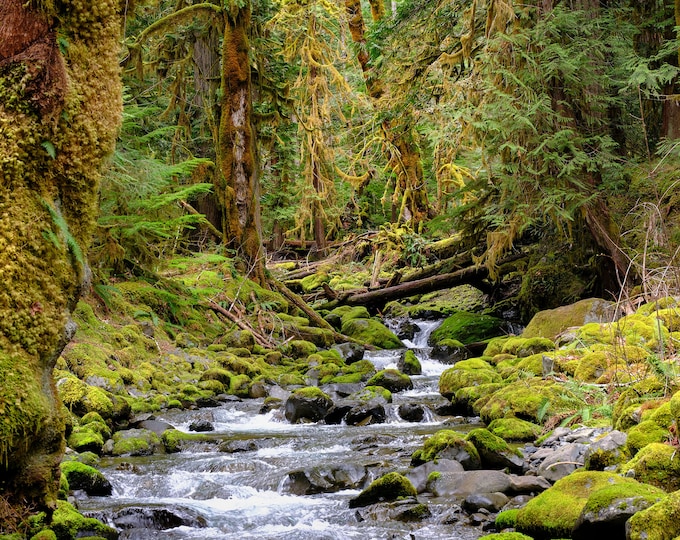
[0,0,121,523]
[344,0,432,227]
[217,2,266,285]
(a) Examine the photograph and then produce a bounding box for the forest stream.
[75,321,484,539]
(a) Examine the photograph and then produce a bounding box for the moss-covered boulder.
[438,359,502,400]
[348,472,417,508]
[626,420,669,455]
[621,442,680,491]
[67,426,105,455]
[284,387,333,424]
[56,377,114,419]
[340,318,403,349]
[500,336,556,357]
[59,461,112,496]
[411,429,481,470]
[515,471,640,540]
[480,534,533,540]
[465,428,524,472]
[366,369,413,393]
[161,429,211,453]
[279,340,318,359]
[487,417,541,442]
[479,378,580,425]
[50,500,117,539]
[429,311,505,346]
[453,383,504,416]
[109,428,162,457]
[521,298,619,340]
[626,489,680,540]
[398,349,422,375]
[572,481,665,540]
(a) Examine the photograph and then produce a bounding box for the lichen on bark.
[0,0,122,523]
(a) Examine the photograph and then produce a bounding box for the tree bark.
[0,0,122,519]
[218,3,266,285]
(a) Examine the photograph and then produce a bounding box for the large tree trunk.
[0,0,122,521]
[217,3,266,285]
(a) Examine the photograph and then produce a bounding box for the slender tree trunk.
[217,3,266,285]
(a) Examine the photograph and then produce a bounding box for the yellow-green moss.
[626,420,670,455]
[348,472,416,508]
[627,489,680,540]
[411,429,480,466]
[621,442,680,491]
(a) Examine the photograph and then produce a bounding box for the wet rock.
[349,472,417,508]
[195,396,222,408]
[332,342,365,364]
[60,461,112,496]
[189,420,215,432]
[354,498,431,523]
[366,369,413,393]
[345,399,387,426]
[398,403,425,423]
[406,459,464,493]
[398,350,422,375]
[284,387,334,424]
[431,342,469,364]
[109,428,163,457]
[321,383,364,398]
[259,397,283,414]
[428,470,513,499]
[463,492,509,513]
[411,429,481,470]
[466,428,525,473]
[284,464,368,495]
[109,505,207,530]
[394,320,420,341]
[136,419,174,436]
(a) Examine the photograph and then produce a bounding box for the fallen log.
[321,252,525,311]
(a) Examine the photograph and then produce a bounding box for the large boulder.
[284,387,334,424]
[427,470,512,499]
[411,429,481,470]
[60,460,112,496]
[429,311,505,346]
[284,464,368,495]
[341,318,404,349]
[626,489,680,540]
[439,358,502,400]
[621,442,680,491]
[521,298,619,341]
[515,471,642,540]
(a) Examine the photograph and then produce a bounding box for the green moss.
[453,383,504,415]
[279,340,318,359]
[411,429,480,466]
[495,508,519,529]
[479,378,581,425]
[400,349,422,375]
[59,461,110,495]
[299,272,331,293]
[501,337,556,357]
[516,471,637,539]
[480,534,533,540]
[580,481,664,517]
[429,311,504,346]
[350,385,393,403]
[67,427,105,454]
[348,472,417,508]
[229,374,252,397]
[621,442,680,491]
[627,489,680,540]
[161,429,210,453]
[366,369,413,391]
[439,362,502,400]
[51,501,116,540]
[293,386,331,400]
[111,429,160,457]
[340,318,403,349]
[466,428,521,457]
[626,420,670,455]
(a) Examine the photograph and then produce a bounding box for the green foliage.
[93,95,215,275]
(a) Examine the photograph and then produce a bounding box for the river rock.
[366,369,413,393]
[508,474,551,494]
[428,470,513,499]
[354,498,431,523]
[332,342,365,364]
[284,388,334,423]
[108,428,163,456]
[345,399,387,425]
[406,459,465,493]
[189,420,214,432]
[349,472,417,508]
[109,505,207,529]
[60,461,112,496]
[284,464,368,495]
[398,403,425,423]
[583,429,629,470]
[136,419,174,436]
[463,492,509,513]
[431,342,469,364]
[537,442,587,482]
[521,298,620,341]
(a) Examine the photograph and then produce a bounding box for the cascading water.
[77,321,484,540]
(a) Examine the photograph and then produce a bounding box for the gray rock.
[345,399,387,426]
[429,470,513,499]
[463,492,509,513]
[354,498,430,523]
[406,459,464,493]
[284,392,333,424]
[573,495,662,540]
[284,464,368,495]
[397,403,425,423]
[136,419,174,436]
[508,474,551,494]
[583,430,628,471]
[537,442,587,482]
[332,342,365,364]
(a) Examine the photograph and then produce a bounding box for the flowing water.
[78,321,485,540]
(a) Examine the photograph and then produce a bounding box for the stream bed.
[77,322,487,540]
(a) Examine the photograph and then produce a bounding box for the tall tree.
[0,0,122,521]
